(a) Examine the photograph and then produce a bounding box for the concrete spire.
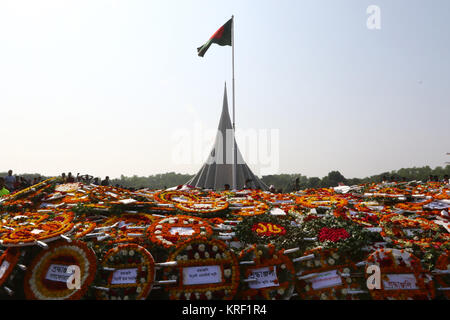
[187,84,267,190]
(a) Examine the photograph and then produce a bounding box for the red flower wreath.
[318,227,350,243]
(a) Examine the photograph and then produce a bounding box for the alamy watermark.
[66,265,81,290]
[366,264,381,289]
[367,5,381,30]
[171,122,280,176]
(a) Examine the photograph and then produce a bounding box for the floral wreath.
[0,212,49,232]
[411,183,442,196]
[353,201,385,213]
[433,251,450,299]
[153,190,198,205]
[146,215,213,249]
[0,247,21,287]
[94,243,155,300]
[333,209,382,228]
[299,215,380,260]
[4,177,57,202]
[24,240,97,300]
[175,199,229,217]
[89,186,135,204]
[252,191,296,213]
[295,194,348,209]
[379,214,450,249]
[365,248,435,300]
[295,247,368,300]
[394,199,433,212]
[0,210,75,246]
[294,188,335,196]
[234,214,302,250]
[228,199,269,217]
[54,183,81,193]
[57,185,92,205]
[161,237,239,300]
[433,189,449,200]
[236,244,296,300]
[72,220,97,239]
[366,186,408,197]
[99,213,158,245]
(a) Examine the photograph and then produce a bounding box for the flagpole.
[231,15,237,191]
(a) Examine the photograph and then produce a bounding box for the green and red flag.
[197,18,232,57]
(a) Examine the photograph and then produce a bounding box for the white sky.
[1,0,449,179]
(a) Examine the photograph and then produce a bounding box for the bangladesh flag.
[197,18,232,57]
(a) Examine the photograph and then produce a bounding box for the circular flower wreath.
[94,243,155,300]
[0,211,75,247]
[433,251,450,300]
[366,186,408,197]
[237,244,296,300]
[299,215,381,261]
[228,199,269,217]
[24,240,97,300]
[100,213,157,246]
[162,237,240,300]
[295,247,368,300]
[175,199,229,217]
[253,191,297,212]
[4,177,57,202]
[89,186,134,204]
[72,220,97,240]
[379,214,450,249]
[333,209,382,228]
[58,187,91,205]
[146,215,213,249]
[153,190,198,205]
[434,189,449,200]
[0,248,21,287]
[234,214,302,250]
[395,199,433,212]
[295,195,348,209]
[54,183,81,193]
[365,248,435,300]
[353,202,384,213]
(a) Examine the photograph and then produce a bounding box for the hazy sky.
[1,0,449,179]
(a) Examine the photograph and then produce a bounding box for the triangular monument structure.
[187,84,268,190]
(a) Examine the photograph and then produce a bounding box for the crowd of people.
[0,170,113,197]
[0,170,43,196]
[59,172,110,186]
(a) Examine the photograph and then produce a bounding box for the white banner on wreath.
[45,264,74,283]
[383,274,418,290]
[0,260,10,279]
[169,227,195,236]
[183,265,222,285]
[248,266,279,289]
[308,270,342,290]
[111,268,138,285]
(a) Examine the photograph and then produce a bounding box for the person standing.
[20,177,30,189]
[4,170,16,192]
[101,176,110,186]
[0,178,10,197]
[294,177,300,192]
[66,172,75,183]
[13,175,21,191]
